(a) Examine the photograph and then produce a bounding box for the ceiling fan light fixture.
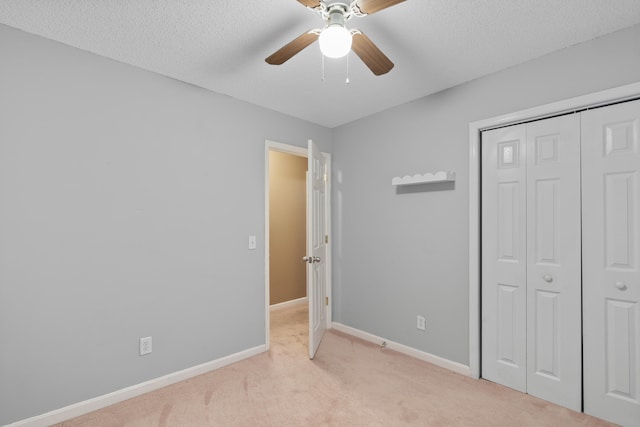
[319,25,352,58]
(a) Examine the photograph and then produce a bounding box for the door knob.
[313,256,321,263]
[302,256,312,264]
[615,281,627,291]
[543,274,553,283]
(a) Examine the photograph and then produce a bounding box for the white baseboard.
[332,322,471,377]
[270,296,308,311]
[7,344,267,427]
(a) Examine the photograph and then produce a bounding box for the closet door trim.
[468,81,640,379]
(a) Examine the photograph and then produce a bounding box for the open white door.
[305,139,328,359]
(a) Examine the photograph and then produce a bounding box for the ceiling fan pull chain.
[346,52,350,84]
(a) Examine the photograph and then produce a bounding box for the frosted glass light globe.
[319,25,352,58]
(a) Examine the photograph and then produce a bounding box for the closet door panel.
[525,115,582,411]
[582,99,640,427]
[482,125,527,392]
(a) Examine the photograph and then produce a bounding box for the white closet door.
[525,115,582,411]
[582,99,640,426]
[482,124,527,392]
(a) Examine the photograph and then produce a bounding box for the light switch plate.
[417,315,426,331]
[248,235,257,250]
[140,336,152,355]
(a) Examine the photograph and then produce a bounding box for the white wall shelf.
[392,171,456,186]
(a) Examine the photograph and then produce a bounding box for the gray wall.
[331,24,640,365]
[0,24,331,425]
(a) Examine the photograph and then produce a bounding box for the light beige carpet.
[56,303,615,426]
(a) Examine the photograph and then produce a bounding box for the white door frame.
[468,81,640,379]
[264,140,332,350]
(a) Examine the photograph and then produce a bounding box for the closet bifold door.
[582,99,640,427]
[481,114,582,411]
[482,124,527,392]
[525,115,581,412]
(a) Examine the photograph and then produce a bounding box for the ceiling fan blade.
[297,0,321,8]
[351,32,394,75]
[265,31,319,65]
[355,0,406,15]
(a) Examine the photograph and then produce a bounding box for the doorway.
[269,150,308,306]
[264,139,332,357]
[264,140,308,351]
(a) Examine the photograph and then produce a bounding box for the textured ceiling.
[1,0,640,128]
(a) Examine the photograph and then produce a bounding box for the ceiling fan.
[265,0,406,76]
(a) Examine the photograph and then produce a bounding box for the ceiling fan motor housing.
[323,2,352,25]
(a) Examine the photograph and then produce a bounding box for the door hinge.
[325,234,329,244]
[325,296,329,306]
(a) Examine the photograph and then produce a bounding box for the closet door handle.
[615,281,627,291]
[543,274,553,283]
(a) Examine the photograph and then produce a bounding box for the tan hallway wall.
[269,151,307,305]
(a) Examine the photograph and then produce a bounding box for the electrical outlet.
[140,336,152,355]
[416,315,426,331]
